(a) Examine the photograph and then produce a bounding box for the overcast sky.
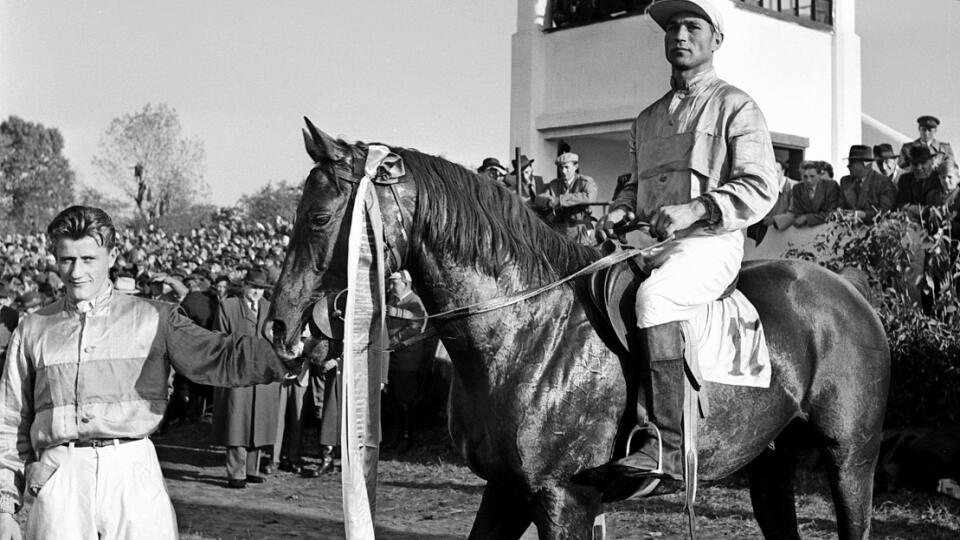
[0,0,515,205]
[2,0,958,207]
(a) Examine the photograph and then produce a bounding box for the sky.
[0,0,516,206]
[2,0,958,208]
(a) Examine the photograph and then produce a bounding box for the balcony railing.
[543,0,833,31]
[544,0,654,31]
[735,0,833,27]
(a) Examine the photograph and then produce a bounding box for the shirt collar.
[670,68,717,94]
[68,283,114,315]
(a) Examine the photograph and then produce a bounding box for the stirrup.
[623,423,664,475]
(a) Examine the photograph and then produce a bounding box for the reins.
[324,150,666,352]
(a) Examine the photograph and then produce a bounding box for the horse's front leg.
[530,484,605,540]
[468,482,533,540]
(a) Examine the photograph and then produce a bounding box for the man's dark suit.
[839,170,897,221]
[789,180,841,226]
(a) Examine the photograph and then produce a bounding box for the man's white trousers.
[26,438,177,540]
[635,228,744,328]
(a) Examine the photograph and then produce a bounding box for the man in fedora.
[477,157,509,185]
[898,115,955,171]
[839,144,897,222]
[212,267,282,488]
[895,145,942,216]
[587,0,779,487]
[874,143,903,186]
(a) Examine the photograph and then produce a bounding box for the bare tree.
[92,103,208,222]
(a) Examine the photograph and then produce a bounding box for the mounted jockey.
[589,0,779,485]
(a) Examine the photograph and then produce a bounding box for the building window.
[545,0,654,31]
[736,0,833,26]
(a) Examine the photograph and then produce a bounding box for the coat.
[790,180,841,226]
[898,139,955,169]
[212,296,281,447]
[839,170,897,221]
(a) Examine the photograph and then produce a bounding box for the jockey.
[589,0,779,485]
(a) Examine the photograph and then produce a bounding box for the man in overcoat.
[212,267,281,488]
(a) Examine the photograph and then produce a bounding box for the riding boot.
[571,322,686,488]
[615,321,685,481]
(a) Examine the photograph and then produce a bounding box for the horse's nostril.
[272,320,287,344]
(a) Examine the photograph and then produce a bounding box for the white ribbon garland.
[341,145,397,539]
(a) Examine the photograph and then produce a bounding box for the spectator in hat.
[477,158,508,185]
[384,270,427,453]
[839,144,897,222]
[874,143,903,186]
[113,275,140,296]
[506,155,544,197]
[212,267,282,488]
[898,115,955,170]
[896,145,940,216]
[536,152,599,245]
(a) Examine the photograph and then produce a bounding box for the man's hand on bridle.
[596,208,636,244]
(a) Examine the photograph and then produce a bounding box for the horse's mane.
[396,148,599,282]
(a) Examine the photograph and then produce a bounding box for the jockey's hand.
[650,200,706,240]
[597,208,635,244]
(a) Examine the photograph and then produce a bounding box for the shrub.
[786,209,960,427]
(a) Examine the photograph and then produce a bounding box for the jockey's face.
[664,13,721,73]
[55,236,117,303]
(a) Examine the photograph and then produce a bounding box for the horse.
[269,119,890,540]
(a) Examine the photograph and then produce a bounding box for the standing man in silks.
[581,0,778,488]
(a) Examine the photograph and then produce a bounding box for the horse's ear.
[302,117,346,164]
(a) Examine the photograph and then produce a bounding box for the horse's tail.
[837,266,878,307]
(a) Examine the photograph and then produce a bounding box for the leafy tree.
[0,116,77,232]
[237,180,302,225]
[92,103,208,222]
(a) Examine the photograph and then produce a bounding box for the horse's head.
[269,118,415,360]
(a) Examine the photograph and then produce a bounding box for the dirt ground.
[16,419,960,539]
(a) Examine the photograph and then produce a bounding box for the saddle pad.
[688,289,771,388]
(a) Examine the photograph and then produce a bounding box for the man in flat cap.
[535,152,599,245]
[586,0,779,485]
[898,116,955,171]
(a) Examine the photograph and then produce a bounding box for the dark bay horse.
[270,120,890,540]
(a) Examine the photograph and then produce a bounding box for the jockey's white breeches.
[25,438,177,540]
[635,228,744,328]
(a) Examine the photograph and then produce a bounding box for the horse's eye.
[309,213,331,231]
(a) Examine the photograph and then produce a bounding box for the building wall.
[512,0,861,200]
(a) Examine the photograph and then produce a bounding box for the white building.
[510,0,861,202]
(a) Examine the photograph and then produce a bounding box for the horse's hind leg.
[821,439,880,540]
[468,482,532,540]
[747,431,801,540]
[530,486,604,540]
